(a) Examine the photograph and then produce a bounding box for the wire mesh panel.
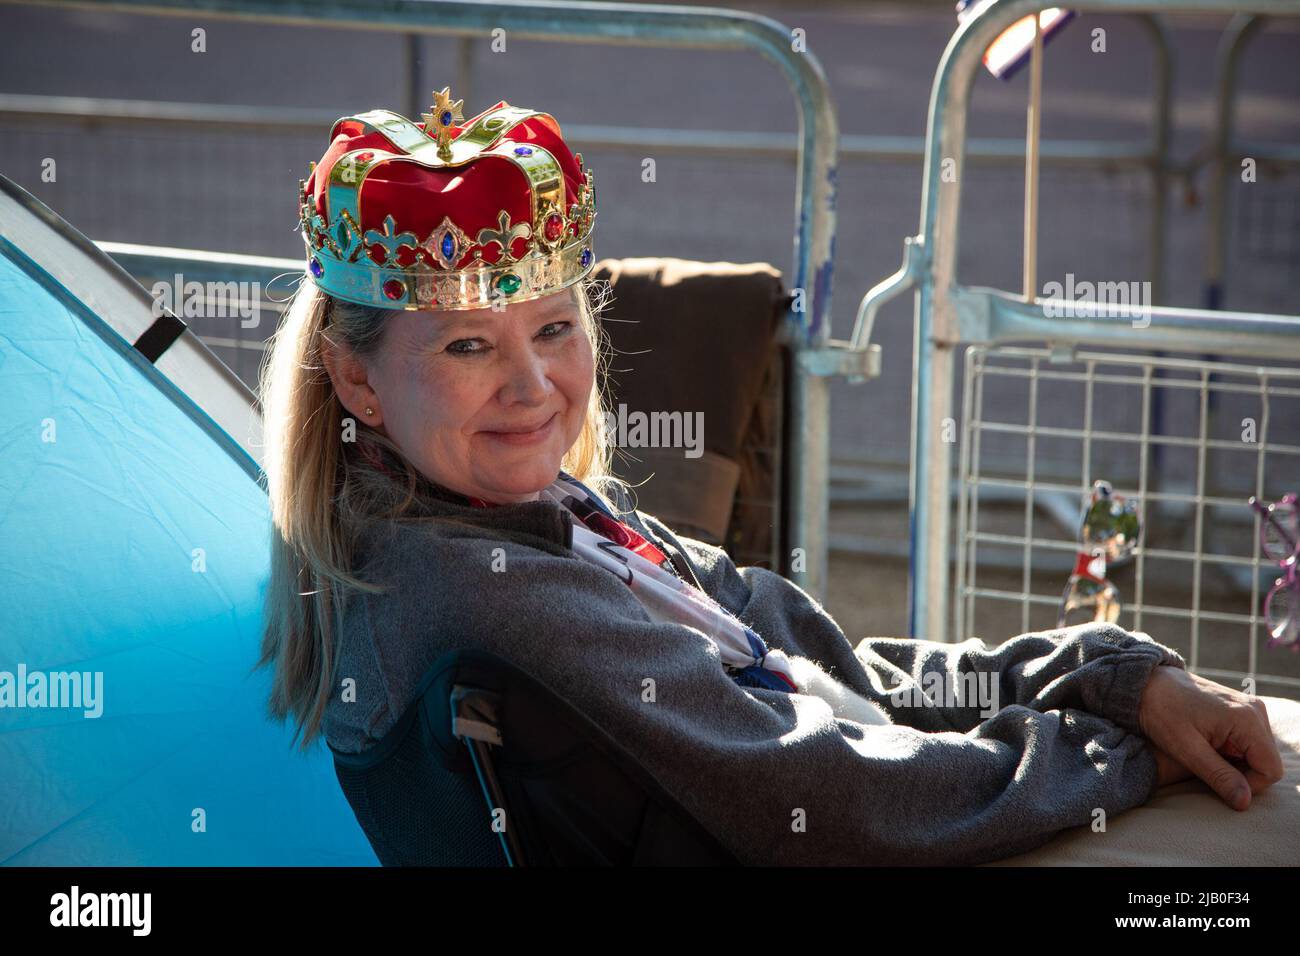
[955,344,1300,700]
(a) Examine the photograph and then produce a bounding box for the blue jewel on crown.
[423,215,473,271]
[423,86,465,163]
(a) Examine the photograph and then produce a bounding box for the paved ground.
[3,0,1297,693]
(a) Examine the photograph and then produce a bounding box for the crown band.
[313,232,595,311]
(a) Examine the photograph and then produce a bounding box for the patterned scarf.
[467,472,800,694]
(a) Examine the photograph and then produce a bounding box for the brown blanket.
[591,257,785,555]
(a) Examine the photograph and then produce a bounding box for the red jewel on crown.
[544,213,564,242]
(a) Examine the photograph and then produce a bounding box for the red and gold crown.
[298,86,596,311]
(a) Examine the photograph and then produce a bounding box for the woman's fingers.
[1177,733,1253,810]
[1172,706,1285,810]
[1227,708,1285,793]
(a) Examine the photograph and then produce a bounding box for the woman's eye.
[445,338,485,356]
[444,322,570,356]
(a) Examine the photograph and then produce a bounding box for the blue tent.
[0,175,377,865]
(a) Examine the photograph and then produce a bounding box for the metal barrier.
[6,0,853,595]
[853,0,1300,675]
[1202,12,1300,311]
[91,241,300,387]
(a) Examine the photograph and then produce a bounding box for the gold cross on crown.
[422,86,465,162]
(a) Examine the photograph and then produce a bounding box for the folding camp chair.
[329,648,742,867]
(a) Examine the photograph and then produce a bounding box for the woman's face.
[333,288,594,504]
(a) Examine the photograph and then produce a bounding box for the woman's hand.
[1150,744,1195,788]
[1137,665,1285,809]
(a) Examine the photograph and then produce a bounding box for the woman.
[258,88,1283,866]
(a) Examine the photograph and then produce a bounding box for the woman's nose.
[497,344,554,405]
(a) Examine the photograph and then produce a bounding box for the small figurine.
[1058,480,1140,628]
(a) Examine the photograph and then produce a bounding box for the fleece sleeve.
[848,627,1187,735]
[361,524,1171,867]
[632,512,1188,737]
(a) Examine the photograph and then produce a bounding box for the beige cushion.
[982,694,1300,866]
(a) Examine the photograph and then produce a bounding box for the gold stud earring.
[365,406,374,417]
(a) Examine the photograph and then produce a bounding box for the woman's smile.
[478,410,560,446]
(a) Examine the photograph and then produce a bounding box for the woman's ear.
[321,334,384,427]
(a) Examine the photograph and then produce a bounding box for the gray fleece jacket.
[322,479,1188,866]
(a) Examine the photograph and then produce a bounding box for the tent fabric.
[0,190,377,865]
[0,175,264,471]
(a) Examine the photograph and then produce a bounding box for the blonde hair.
[255,276,624,751]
